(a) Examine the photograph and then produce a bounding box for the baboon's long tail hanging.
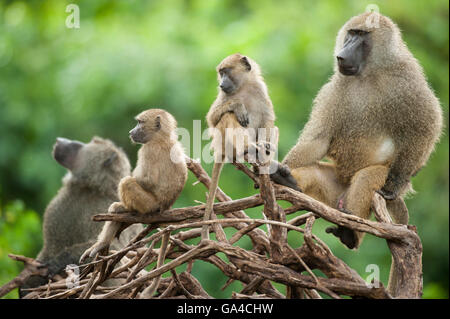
[201,162,224,240]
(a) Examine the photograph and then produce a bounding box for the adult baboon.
[20,137,142,296]
[280,12,442,249]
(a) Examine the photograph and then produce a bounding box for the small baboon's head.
[334,12,406,76]
[129,108,177,144]
[216,53,261,95]
[53,136,131,193]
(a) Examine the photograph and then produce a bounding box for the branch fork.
[2,158,422,299]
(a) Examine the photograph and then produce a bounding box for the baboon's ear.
[240,56,251,71]
[155,115,161,130]
[92,136,103,143]
[103,152,118,168]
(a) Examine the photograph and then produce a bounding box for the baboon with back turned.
[279,12,443,249]
[20,137,142,296]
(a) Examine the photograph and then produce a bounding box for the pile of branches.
[2,158,423,299]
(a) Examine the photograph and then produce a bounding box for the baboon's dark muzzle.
[53,137,84,169]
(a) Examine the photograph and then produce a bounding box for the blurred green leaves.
[0,0,448,298]
[0,199,42,299]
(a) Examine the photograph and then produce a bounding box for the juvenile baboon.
[20,137,142,296]
[80,109,188,261]
[203,53,279,239]
[280,13,443,249]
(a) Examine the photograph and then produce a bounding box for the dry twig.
[6,157,422,299]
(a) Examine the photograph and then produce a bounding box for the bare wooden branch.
[140,231,171,298]
[372,193,422,298]
[7,157,423,299]
[258,165,286,263]
[232,292,272,299]
[0,254,48,298]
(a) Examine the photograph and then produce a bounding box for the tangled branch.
[3,158,422,299]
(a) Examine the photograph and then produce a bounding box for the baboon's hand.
[258,141,276,164]
[108,201,127,214]
[233,103,249,127]
[247,141,275,168]
[79,248,93,264]
[326,225,358,249]
[79,241,108,263]
[376,188,398,201]
[269,162,302,192]
[378,173,408,201]
[325,207,358,249]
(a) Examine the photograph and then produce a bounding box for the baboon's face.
[131,109,177,144]
[129,116,161,144]
[336,29,372,76]
[217,54,252,95]
[53,137,84,170]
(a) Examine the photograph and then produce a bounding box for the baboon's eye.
[349,29,369,36]
[103,152,117,168]
[137,119,144,125]
[219,68,231,76]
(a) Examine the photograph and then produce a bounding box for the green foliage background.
[0,0,448,299]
